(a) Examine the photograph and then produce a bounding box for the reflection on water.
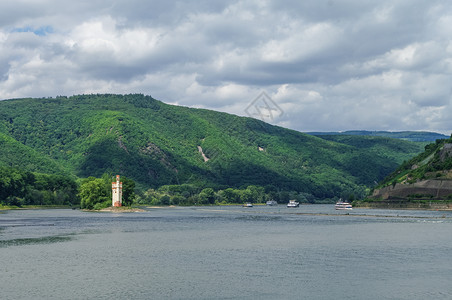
[0,235,73,248]
[1,206,452,300]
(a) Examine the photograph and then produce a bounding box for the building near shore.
[112,175,123,207]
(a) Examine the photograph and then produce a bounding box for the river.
[1,205,452,299]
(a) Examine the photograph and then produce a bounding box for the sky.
[0,0,451,134]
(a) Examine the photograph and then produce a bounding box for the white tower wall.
[112,175,123,207]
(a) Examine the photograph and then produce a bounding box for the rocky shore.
[96,206,146,212]
[371,179,452,200]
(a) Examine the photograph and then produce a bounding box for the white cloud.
[260,22,342,63]
[0,0,451,134]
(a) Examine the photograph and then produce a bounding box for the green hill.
[0,132,68,175]
[0,94,428,200]
[373,137,452,189]
[304,134,426,169]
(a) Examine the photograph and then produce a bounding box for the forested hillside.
[374,137,452,189]
[0,94,427,203]
[359,136,452,208]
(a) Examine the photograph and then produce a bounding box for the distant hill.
[0,94,428,199]
[300,134,428,171]
[307,130,449,142]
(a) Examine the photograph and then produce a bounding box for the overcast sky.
[1,0,451,134]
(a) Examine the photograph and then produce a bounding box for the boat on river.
[266,200,278,206]
[243,203,253,207]
[335,199,352,210]
[287,200,299,208]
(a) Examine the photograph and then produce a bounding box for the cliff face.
[439,143,452,162]
[372,179,452,200]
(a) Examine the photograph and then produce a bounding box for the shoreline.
[0,205,73,211]
[2,203,452,212]
[84,206,146,212]
[355,205,452,211]
[354,202,452,211]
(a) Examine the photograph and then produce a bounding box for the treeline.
[0,167,136,209]
[0,166,367,208]
[0,167,78,207]
[135,184,366,206]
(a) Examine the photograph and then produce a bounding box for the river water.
[1,205,452,300]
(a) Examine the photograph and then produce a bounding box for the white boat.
[287,200,299,208]
[243,203,253,207]
[266,200,278,206]
[335,199,352,210]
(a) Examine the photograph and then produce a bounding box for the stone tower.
[112,175,123,207]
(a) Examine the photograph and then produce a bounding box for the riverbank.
[0,205,72,211]
[3,203,452,212]
[354,200,452,210]
[0,205,146,212]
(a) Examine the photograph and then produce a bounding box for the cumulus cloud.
[0,0,451,134]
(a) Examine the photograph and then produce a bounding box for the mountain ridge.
[0,94,429,200]
[307,130,448,142]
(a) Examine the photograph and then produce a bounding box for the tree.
[120,176,136,206]
[240,188,253,203]
[160,195,170,205]
[218,188,239,203]
[198,188,215,204]
[0,167,35,206]
[79,177,109,209]
[244,185,265,203]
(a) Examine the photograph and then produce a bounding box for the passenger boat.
[243,203,253,207]
[266,200,278,206]
[287,200,299,208]
[335,199,352,210]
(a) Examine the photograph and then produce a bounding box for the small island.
[96,206,145,212]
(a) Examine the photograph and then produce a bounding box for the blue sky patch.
[12,26,54,36]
